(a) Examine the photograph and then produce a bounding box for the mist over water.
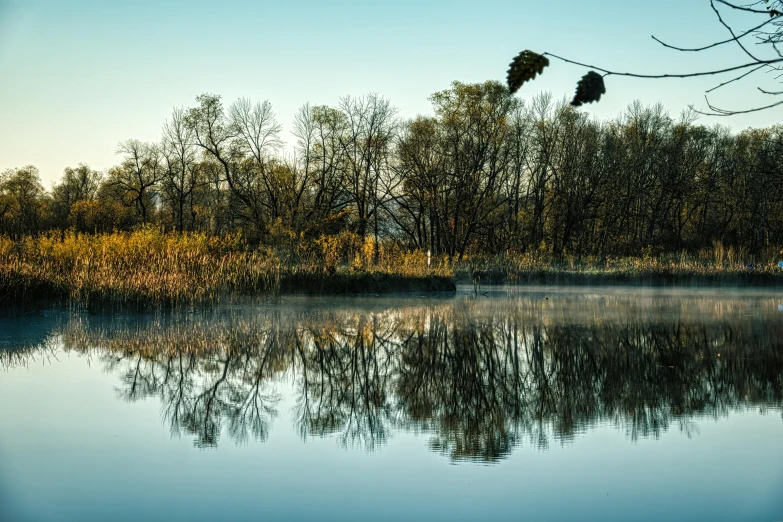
[2,287,782,521]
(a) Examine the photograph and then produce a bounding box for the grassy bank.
[0,230,455,309]
[3,231,783,310]
[456,250,783,287]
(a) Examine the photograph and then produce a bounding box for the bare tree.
[184,95,257,231]
[112,140,163,224]
[162,107,200,232]
[230,97,284,220]
[291,103,352,234]
[185,94,286,238]
[338,93,398,251]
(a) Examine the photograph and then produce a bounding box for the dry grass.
[0,229,281,308]
[5,230,780,310]
[458,245,783,286]
[0,229,453,309]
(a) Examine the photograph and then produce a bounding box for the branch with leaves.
[507,0,783,115]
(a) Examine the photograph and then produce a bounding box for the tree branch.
[710,0,763,62]
[651,17,773,53]
[715,0,773,14]
[706,63,766,92]
[543,52,783,79]
[696,94,783,115]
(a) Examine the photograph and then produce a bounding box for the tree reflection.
[14,296,783,461]
[294,313,396,450]
[62,313,287,447]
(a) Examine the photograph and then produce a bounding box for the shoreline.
[5,268,783,312]
[0,272,459,311]
[456,269,783,288]
[3,230,783,310]
[280,273,456,294]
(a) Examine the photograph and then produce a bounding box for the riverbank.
[0,231,456,310]
[280,272,455,294]
[455,252,783,288]
[3,231,783,310]
[457,267,783,287]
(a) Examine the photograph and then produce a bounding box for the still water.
[1,286,782,522]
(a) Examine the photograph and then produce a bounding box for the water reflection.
[0,313,60,369]
[5,292,783,462]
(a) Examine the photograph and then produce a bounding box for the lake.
[1,286,782,522]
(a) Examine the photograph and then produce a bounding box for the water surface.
[1,286,782,521]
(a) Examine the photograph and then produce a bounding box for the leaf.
[506,51,550,94]
[571,71,606,107]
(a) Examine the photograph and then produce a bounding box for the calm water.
[1,286,782,522]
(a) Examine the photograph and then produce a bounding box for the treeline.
[3,81,783,258]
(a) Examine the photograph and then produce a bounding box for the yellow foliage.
[316,234,341,275]
[0,229,461,309]
[0,229,282,307]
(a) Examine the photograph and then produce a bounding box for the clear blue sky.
[1,0,781,185]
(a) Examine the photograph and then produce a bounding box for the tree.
[51,164,102,229]
[161,107,200,233]
[111,139,163,224]
[507,1,783,115]
[338,93,398,249]
[0,165,50,237]
[291,103,352,235]
[392,116,445,250]
[230,97,284,221]
[185,94,270,238]
[427,81,516,258]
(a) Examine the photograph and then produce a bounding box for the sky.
[1,0,782,186]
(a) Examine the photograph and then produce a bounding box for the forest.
[3,80,783,259]
[3,80,783,306]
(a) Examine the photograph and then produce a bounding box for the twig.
[706,63,766,92]
[696,94,783,115]
[710,0,763,62]
[715,0,773,14]
[651,17,773,53]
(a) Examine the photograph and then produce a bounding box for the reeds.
[0,228,283,309]
[0,229,454,309]
[4,230,779,311]
[455,245,783,286]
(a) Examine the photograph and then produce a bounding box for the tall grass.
[3,230,781,310]
[0,229,452,309]
[0,229,281,308]
[457,243,783,285]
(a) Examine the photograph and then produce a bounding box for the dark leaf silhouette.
[571,71,606,106]
[506,50,549,94]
